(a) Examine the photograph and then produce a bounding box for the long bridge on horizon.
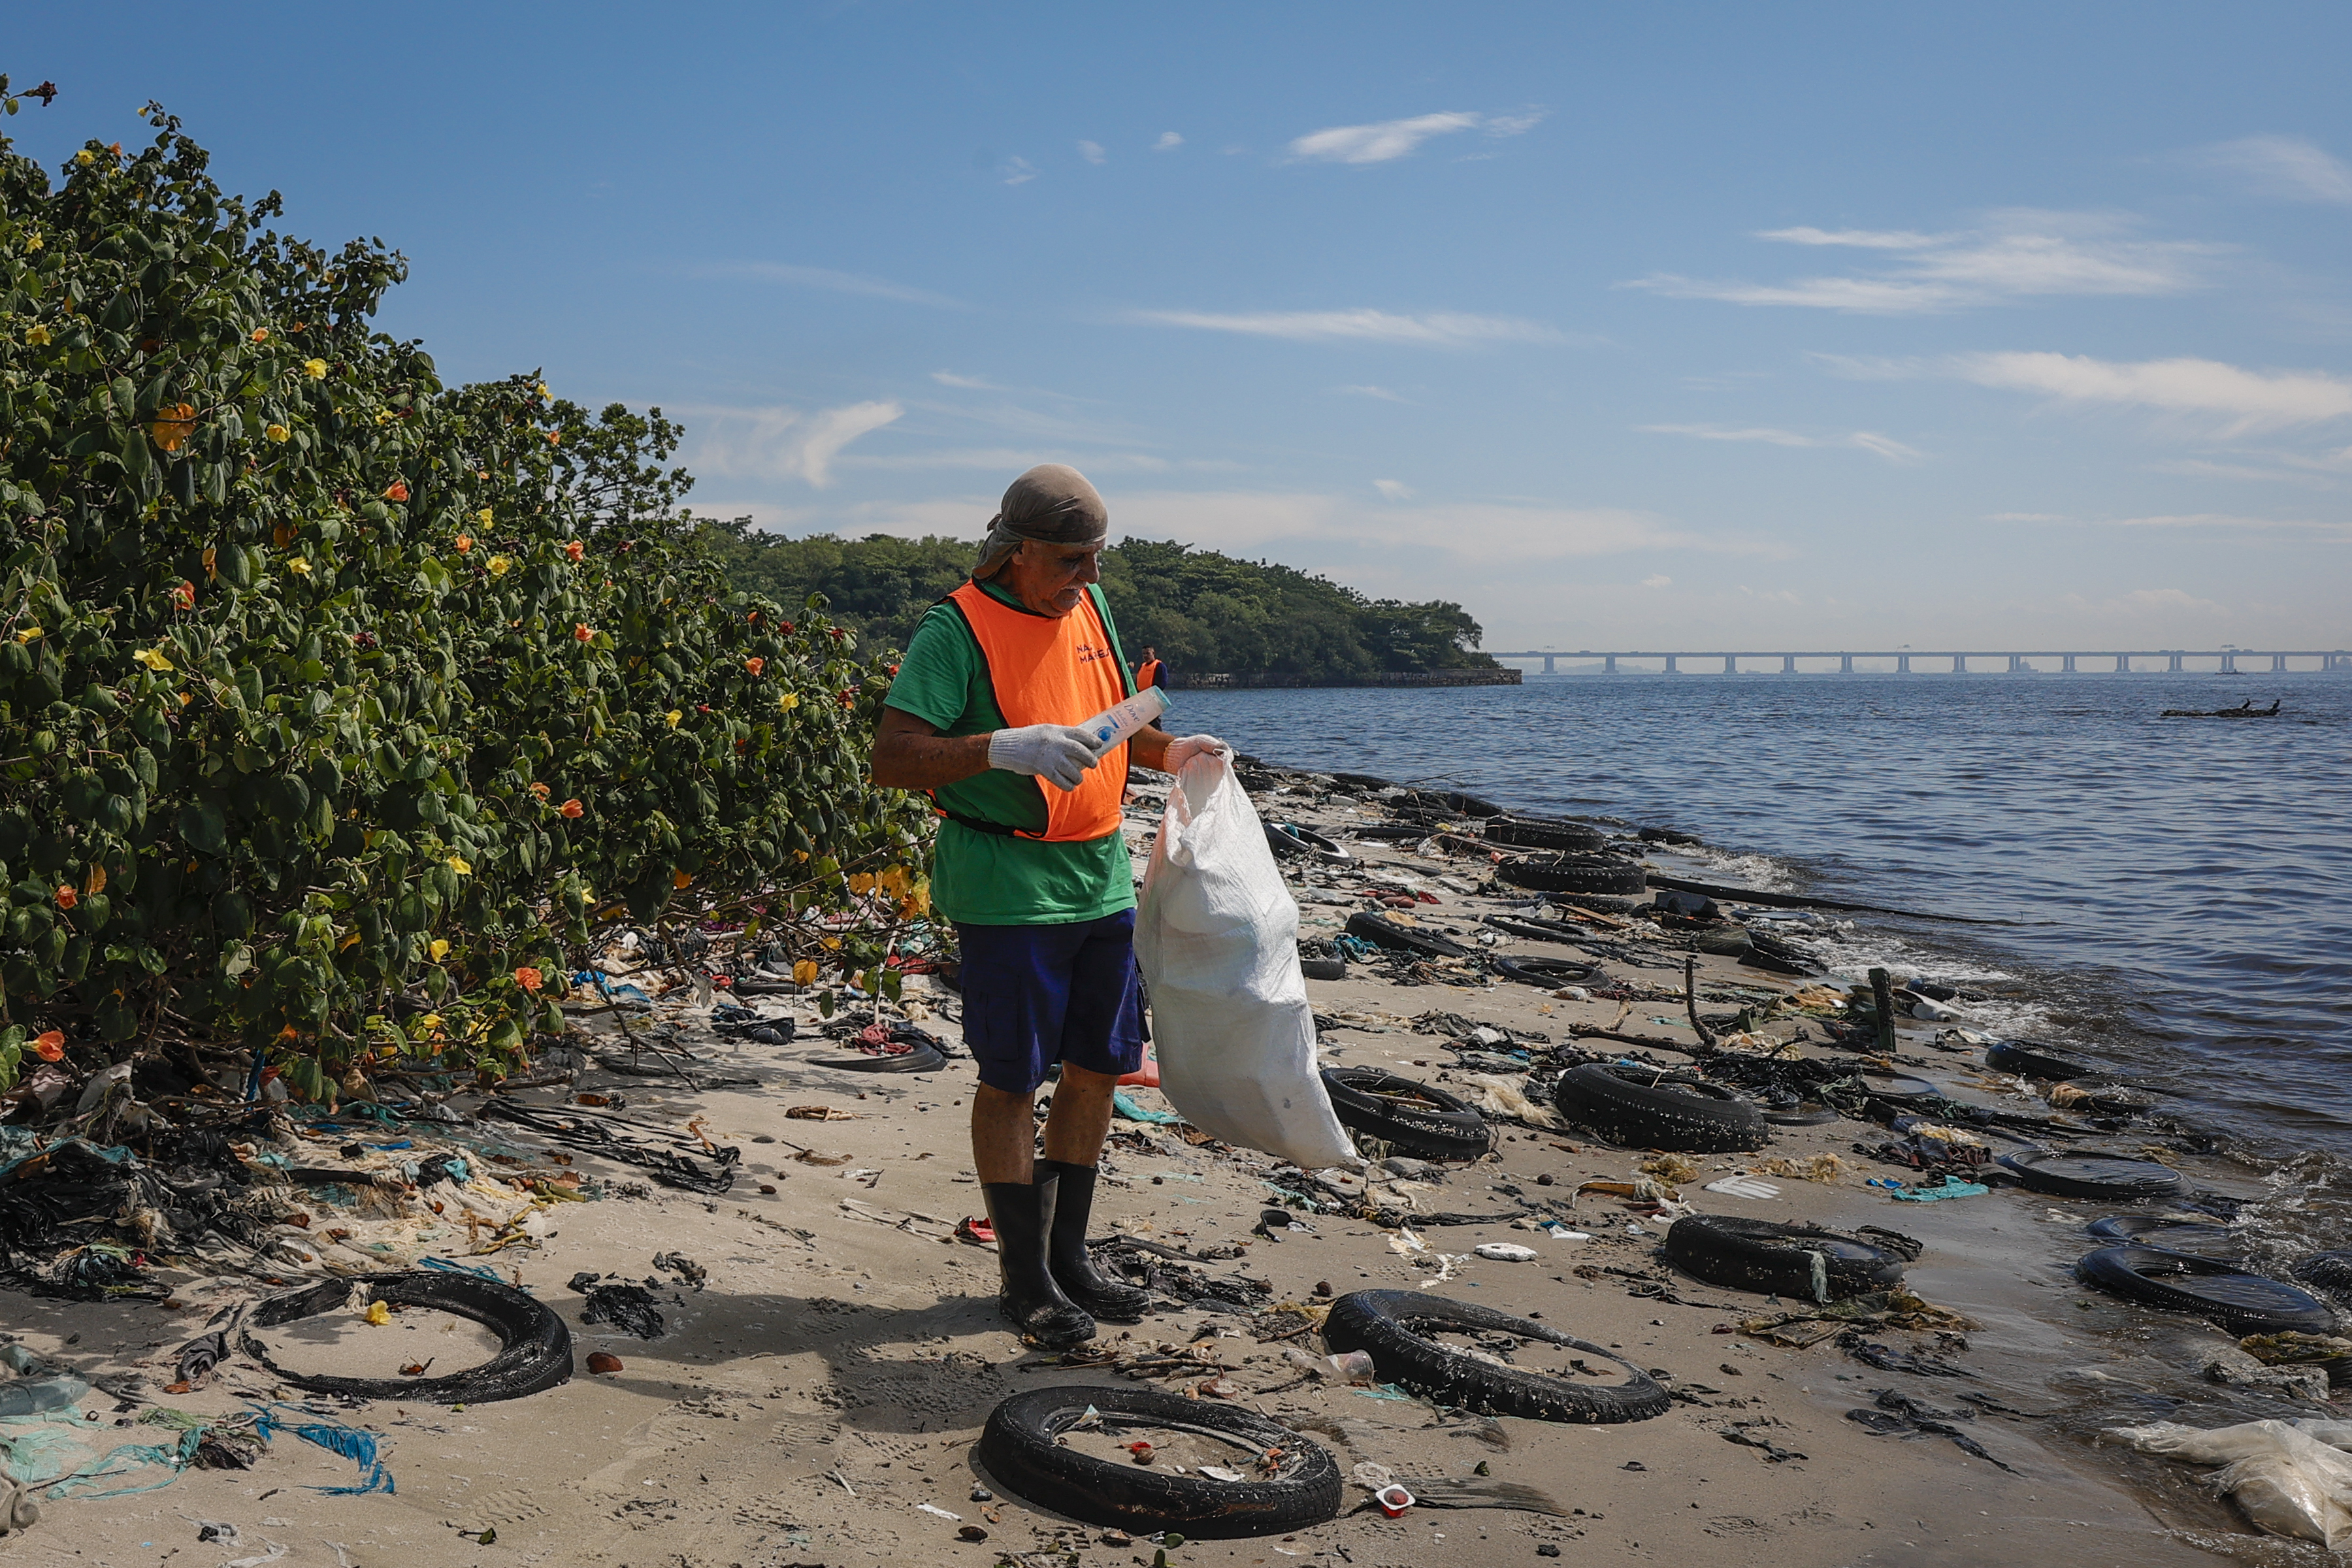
[1484,648,2351,675]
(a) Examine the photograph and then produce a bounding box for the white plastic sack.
[2108,1420,2352,1545]
[1134,752,1358,1169]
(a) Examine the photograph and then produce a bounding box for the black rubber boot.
[981,1175,1095,1349]
[1041,1158,1153,1323]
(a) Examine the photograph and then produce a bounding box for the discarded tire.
[1552,1062,1769,1152]
[1344,911,1471,960]
[1482,817,1608,855]
[1666,1215,1914,1301]
[1496,854,1646,897]
[1298,956,1347,981]
[2076,1246,2338,1337]
[1984,1040,2092,1080]
[1995,1150,2185,1200]
[2293,1252,2352,1299]
[2087,1215,2243,1262]
[1320,1068,1491,1160]
[1320,1290,1670,1424]
[1740,930,1824,977]
[240,1272,573,1405]
[1494,955,1603,989]
[977,1384,1341,1539]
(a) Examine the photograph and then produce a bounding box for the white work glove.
[1162,734,1231,772]
[988,723,1101,792]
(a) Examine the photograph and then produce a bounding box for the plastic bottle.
[1077,687,1167,756]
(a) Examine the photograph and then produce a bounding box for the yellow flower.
[429,938,450,961]
[286,557,312,576]
[374,408,399,425]
[264,423,289,443]
[132,646,175,672]
[22,233,41,253]
[12,626,40,644]
[777,691,800,711]
[448,856,472,875]
[664,709,682,728]
[487,555,512,578]
[73,149,94,167]
[22,324,49,346]
[535,382,549,399]
[176,691,192,706]
[302,357,329,380]
[476,508,494,526]
[419,1011,444,1032]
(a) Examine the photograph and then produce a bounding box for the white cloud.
[1130,308,1558,347]
[1755,226,1946,250]
[1288,112,1482,165]
[1950,351,2352,434]
[2098,512,2351,537]
[1152,131,1183,151]
[683,400,904,489]
[1077,140,1105,165]
[1107,489,1778,562]
[693,262,962,309]
[838,447,1172,475]
[1629,213,2223,314]
[1641,574,1673,589]
[1638,423,1922,461]
[1373,479,1414,501]
[1002,156,1038,186]
[930,370,1005,391]
[2197,135,2352,204]
[1337,384,1410,402]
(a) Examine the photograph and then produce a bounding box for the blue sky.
[11,4,2352,649]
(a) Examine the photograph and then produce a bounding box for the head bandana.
[973,464,1108,580]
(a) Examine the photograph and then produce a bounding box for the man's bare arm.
[871,707,994,791]
[1130,725,1173,772]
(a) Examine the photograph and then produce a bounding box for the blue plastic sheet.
[1891,1175,1991,1203]
[1111,1090,1182,1124]
[251,1405,395,1496]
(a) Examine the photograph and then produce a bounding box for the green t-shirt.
[883,581,1166,927]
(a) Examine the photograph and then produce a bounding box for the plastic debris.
[1473,1243,1537,1262]
[1703,1175,1782,1200]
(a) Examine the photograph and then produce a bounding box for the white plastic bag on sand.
[2108,1420,2352,1545]
[1135,751,1358,1169]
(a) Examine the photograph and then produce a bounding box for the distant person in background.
[868,464,1227,1348]
[1135,646,1166,691]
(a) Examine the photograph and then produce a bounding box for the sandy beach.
[7,765,2299,1568]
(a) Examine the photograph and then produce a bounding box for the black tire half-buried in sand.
[240,1271,573,1405]
[1665,1214,1915,1301]
[977,1384,1342,1539]
[1496,854,1648,897]
[1318,1068,1492,1160]
[1551,1062,1769,1153]
[2074,1246,2338,1337]
[1320,1290,1671,1423]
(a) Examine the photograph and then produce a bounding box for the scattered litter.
[2108,1419,2352,1546]
[580,1282,666,1339]
[917,1502,962,1521]
[1703,1176,1781,1201]
[1473,1243,1537,1262]
[1891,1176,1991,1203]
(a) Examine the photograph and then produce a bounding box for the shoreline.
[12,760,2332,1567]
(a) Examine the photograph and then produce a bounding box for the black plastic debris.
[580,1282,666,1339]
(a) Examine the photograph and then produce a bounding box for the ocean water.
[1177,672,2352,1162]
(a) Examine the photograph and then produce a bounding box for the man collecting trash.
[870,465,1228,1347]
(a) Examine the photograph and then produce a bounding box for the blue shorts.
[955,910,1147,1094]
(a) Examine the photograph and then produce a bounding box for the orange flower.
[744,657,764,676]
[383,481,410,503]
[54,884,77,911]
[150,402,198,453]
[32,1030,64,1062]
[529,781,551,800]
[455,534,473,553]
[169,580,195,610]
[250,326,269,343]
[564,540,583,562]
[514,966,544,992]
[559,798,583,819]
[573,624,593,642]
[837,689,855,708]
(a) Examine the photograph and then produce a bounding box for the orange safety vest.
[1135,658,1164,690]
[941,581,1132,843]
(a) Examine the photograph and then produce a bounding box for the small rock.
[1535,1173,1556,1186]
[1621,1460,1646,1472]
[1720,1363,1743,1376]
[587,1352,625,1374]
[970,1486,993,1503]
[1538,1546,1562,1558]
[1102,1531,1132,1548]
[956,1525,988,1542]
[759,1184,778,1194]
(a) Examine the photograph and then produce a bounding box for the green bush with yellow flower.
[0,85,933,1104]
